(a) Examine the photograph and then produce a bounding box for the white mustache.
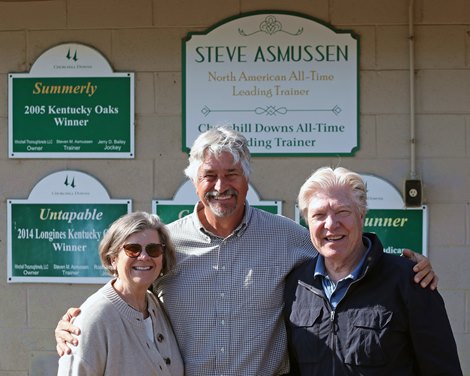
[205,189,238,199]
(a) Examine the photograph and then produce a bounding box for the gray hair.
[298,166,368,221]
[184,126,251,181]
[99,211,176,277]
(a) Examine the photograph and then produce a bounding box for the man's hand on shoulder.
[402,249,438,290]
[55,307,81,356]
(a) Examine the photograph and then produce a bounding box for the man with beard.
[55,126,437,376]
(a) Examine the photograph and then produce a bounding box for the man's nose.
[214,176,228,191]
[324,214,338,229]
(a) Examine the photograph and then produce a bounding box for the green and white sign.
[183,11,359,156]
[153,180,281,224]
[295,174,428,256]
[8,43,134,158]
[364,207,427,256]
[7,170,131,283]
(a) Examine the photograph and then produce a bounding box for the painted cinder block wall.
[0,0,469,374]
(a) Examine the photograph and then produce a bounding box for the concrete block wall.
[0,0,468,374]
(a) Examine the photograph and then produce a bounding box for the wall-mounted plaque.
[183,11,359,156]
[8,170,131,283]
[9,43,134,158]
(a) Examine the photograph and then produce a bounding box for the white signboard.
[184,11,359,156]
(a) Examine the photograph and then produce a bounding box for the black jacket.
[284,233,462,376]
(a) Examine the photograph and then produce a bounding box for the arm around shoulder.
[55,307,81,356]
[401,249,439,290]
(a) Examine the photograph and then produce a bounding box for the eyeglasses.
[122,243,165,258]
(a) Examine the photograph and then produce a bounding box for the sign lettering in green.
[8,202,129,283]
[9,75,134,158]
[364,208,426,255]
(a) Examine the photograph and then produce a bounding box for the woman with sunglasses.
[57,212,184,376]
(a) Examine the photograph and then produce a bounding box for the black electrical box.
[404,179,422,207]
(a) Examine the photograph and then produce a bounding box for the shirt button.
[221,319,225,325]
[220,292,225,298]
[221,265,226,270]
[220,347,225,353]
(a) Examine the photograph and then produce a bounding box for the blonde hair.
[298,166,367,221]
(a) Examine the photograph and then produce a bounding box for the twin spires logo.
[66,48,78,62]
[64,175,76,188]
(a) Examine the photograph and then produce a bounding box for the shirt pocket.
[344,307,393,366]
[289,306,325,363]
[240,266,283,310]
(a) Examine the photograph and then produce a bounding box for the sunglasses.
[122,243,166,258]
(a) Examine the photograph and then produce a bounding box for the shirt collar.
[193,201,250,238]
[314,235,372,282]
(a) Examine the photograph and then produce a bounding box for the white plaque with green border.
[7,170,131,283]
[295,174,428,256]
[8,43,134,158]
[153,180,281,224]
[183,11,359,156]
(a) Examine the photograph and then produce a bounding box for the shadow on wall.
[31,352,59,375]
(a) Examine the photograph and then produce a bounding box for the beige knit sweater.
[57,280,184,375]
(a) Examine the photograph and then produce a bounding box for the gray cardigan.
[58,279,184,376]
